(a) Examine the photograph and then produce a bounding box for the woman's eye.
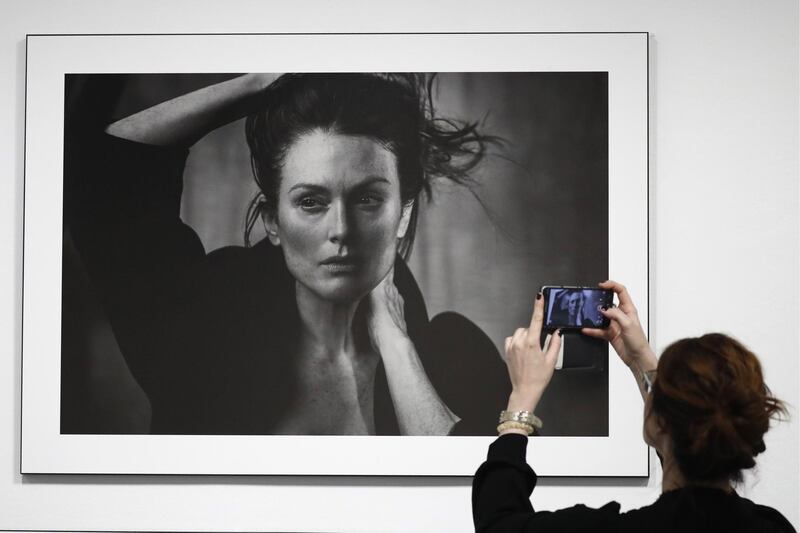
[298,196,325,210]
[356,194,383,206]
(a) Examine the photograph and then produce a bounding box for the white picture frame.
[22,32,649,476]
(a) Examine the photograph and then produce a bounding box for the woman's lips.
[320,255,358,274]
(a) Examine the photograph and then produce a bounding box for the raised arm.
[63,74,272,391]
[472,296,621,532]
[366,268,460,436]
[105,74,276,146]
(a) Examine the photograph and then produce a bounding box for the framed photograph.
[22,32,648,476]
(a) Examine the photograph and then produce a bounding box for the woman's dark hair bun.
[651,333,786,482]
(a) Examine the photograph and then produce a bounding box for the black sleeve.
[473,434,537,532]
[472,434,622,533]
[64,76,206,387]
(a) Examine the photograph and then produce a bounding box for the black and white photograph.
[61,71,609,437]
[22,32,648,476]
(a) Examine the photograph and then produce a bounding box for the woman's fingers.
[527,294,545,344]
[383,266,396,287]
[370,267,394,301]
[601,306,632,328]
[581,327,613,340]
[512,327,528,347]
[599,279,637,312]
[504,328,526,355]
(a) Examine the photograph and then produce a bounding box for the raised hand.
[581,280,654,367]
[503,294,562,413]
[582,280,657,399]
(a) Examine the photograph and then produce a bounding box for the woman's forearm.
[376,336,460,436]
[106,74,273,147]
[629,347,658,400]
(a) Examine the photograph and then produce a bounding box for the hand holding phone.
[580,280,656,368]
[502,292,563,414]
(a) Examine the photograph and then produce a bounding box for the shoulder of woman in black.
[628,487,797,533]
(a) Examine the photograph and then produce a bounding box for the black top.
[472,434,795,533]
[63,76,510,435]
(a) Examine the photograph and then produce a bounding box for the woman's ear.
[396,201,414,239]
[261,211,281,246]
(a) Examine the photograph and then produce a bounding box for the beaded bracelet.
[497,420,535,435]
[499,410,543,430]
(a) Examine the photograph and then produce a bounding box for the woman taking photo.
[64,73,509,436]
[473,280,794,532]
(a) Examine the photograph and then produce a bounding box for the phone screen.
[543,287,613,329]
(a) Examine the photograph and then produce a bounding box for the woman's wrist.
[369,320,411,357]
[627,347,658,372]
[497,410,541,436]
[498,427,530,437]
[506,389,543,414]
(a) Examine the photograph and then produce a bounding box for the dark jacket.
[472,434,795,532]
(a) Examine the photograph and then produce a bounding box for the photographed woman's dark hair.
[244,73,498,257]
[651,333,787,482]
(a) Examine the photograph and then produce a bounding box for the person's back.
[472,281,794,533]
[623,485,793,532]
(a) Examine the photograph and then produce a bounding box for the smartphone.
[541,286,613,330]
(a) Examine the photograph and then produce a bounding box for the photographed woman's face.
[567,293,583,317]
[265,130,411,303]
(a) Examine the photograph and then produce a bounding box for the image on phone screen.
[543,287,613,329]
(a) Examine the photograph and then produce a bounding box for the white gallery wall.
[0,1,797,531]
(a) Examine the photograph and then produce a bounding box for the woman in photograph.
[472,281,793,532]
[547,289,601,328]
[64,73,510,436]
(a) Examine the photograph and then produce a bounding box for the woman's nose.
[327,201,350,243]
